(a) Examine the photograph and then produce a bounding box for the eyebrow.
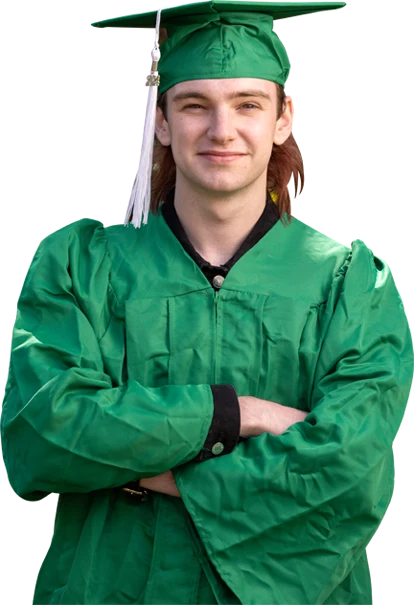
[171,89,272,103]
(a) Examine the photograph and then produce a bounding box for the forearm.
[239,395,308,437]
[264,400,309,436]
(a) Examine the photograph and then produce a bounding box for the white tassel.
[124,9,163,229]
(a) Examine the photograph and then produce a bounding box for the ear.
[155,105,171,147]
[273,96,294,146]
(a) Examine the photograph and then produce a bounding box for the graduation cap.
[92,1,346,228]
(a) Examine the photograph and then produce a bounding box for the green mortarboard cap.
[92,1,346,93]
[92,2,346,229]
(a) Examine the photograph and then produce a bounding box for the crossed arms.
[141,395,308,497]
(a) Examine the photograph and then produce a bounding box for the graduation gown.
[1,204,413,605]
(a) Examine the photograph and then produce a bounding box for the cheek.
[250,117,276,142]
[171,120,203,155]
[237,112,275,138]
[243,126,275,162]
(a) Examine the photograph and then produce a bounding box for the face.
[155,78,293,197]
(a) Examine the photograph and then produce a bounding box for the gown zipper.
[213,289,219,383]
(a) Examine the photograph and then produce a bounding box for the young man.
[1,2,413,605]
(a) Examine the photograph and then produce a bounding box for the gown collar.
[160,187,280,278]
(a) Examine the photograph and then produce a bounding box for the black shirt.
[161,187,280,461]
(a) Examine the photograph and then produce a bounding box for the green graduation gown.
[1,206,413,604]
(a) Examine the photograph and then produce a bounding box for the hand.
[239,396,308,438]
[140,470,181,498]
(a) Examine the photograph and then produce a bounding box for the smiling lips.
[198,151,247,163]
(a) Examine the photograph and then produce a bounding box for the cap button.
[212,442,224,455]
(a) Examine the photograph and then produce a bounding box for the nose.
[207,107,237,144]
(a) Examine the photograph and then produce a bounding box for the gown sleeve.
[195,384,241,461]
[0,218,215,502]
[173,239,414,605]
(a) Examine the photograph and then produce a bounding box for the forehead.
[168,78,277,101]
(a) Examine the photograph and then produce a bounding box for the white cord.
[124,8,164,229]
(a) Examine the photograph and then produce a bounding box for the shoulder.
[25,218,110,297]
[37,218,106,251]
[23,218,107,272]
[287,215,390,300]
[289,215,350,260]
[284,216,350,301]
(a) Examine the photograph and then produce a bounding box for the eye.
[240,103,259,110]
[182,104,204,110]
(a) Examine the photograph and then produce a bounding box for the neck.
[173,174,268,266]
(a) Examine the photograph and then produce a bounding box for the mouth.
[198,151,247,163]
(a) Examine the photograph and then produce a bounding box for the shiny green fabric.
[158,10,291,93]
[1,206,412,604]
[91,1,346,92]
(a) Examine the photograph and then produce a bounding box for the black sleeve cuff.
[191,384,240,462]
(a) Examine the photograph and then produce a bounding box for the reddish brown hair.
[149,83,304,226]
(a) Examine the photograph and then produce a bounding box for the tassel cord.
[124,8,163,228]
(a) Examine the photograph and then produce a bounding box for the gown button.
[212,275,225,289]
[212,442,225,455]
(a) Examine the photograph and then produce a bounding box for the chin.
[189,173,254,194]
[177,163,262,195]
[197,181,250,195]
